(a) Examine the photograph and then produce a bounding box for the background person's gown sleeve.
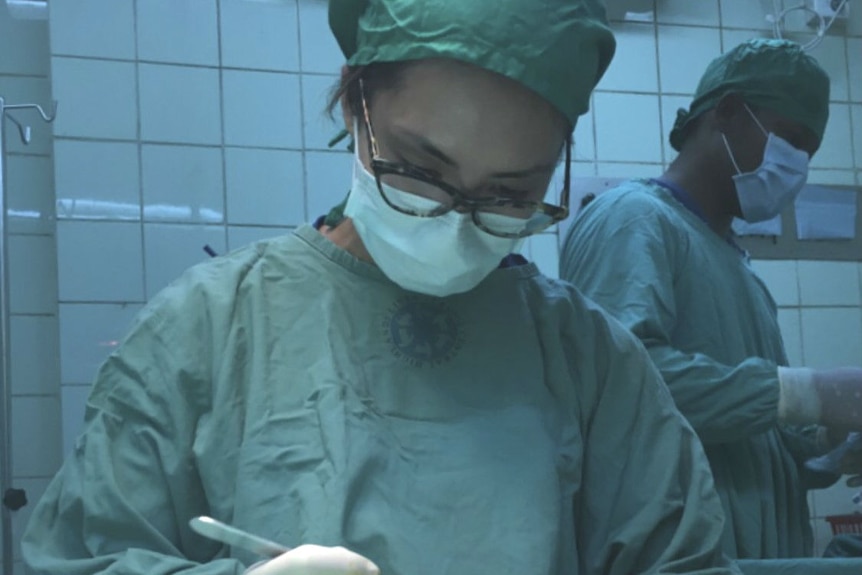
[561,180,836,559]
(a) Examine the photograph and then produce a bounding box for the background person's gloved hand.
[806,429,862,487]
[839,441,862,487]
[778,367,862,429]
[246,545,379,575]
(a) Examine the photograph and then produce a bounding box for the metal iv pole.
[0,96,56,574]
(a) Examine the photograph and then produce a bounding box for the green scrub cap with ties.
[670,38,830,151]
[328,0,616,126]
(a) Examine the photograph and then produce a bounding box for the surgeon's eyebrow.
[391,127,557,178]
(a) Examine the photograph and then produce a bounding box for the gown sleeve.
[22,266,251,575]
[560,191,781,445]
[571,302,740,575]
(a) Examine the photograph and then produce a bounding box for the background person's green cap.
[328,0,616,126]
[669,38,830,152]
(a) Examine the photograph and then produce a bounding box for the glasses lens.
[475,208,554,237]
[375,167,561,236]
[378,173,454,215]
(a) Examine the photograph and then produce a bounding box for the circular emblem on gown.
[384,296,464,367]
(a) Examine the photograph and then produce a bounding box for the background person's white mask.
[722,106,809,223]
[343,154,524,297]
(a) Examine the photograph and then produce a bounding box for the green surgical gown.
[23,225,737,575]
[560,180,833,560]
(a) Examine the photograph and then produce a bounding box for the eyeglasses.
[358,80,572,239]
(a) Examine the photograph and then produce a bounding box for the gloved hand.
[838,437,862,487]
[778,367,862,429]
[808,429,862,487]
[246,545,379,575]
[841,451,862,487]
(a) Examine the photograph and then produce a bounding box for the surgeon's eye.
[407,163,442,180]
[485,184,531,200]
[393,154,443,179]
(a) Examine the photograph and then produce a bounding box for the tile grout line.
[295,0,311,224]
[216,0,229,254]
[132,0,148,304]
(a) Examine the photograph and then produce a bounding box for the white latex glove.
[246,545,379,575]
[778,367,862,429]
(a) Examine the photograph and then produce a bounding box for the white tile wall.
[594,92,663,162]
[719,0,774,30]
[656,0,720,26]
[573,106,596,162]
[776,308,803,367]
[851,105,862,169]
[220,0,300,72]
[849,0,862,36]
[56,221,144,302]
[797,261,861,306]
[597,22,658,93]
[658,25,722,94]
[807,35,850,103]
[800,307,862,367]
[859,262,862,303]
[9,316,60,396]
[5,155,54,234]
[301,73,341,150]
[141,145,225,223]
[139,64,222,145]
[50,57,138,140]
[59,303,143,384]
[305,151,353,221]
[49,0,135,60]
[136,0,219,67]
[570,161,598,178]
[222,70,303,148]
[810,104,855,170]
[54,140,141,221]
[297,0,344,74]
[10,396,62,476]
[0,7,49,75]
[7,235,57,314]
[225,148,305,225]
[849,39,862,103]
[807,169,857,186]
[750,259,800,306]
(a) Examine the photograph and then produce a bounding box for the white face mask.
[722,105,809,223]
[343,153,524,297]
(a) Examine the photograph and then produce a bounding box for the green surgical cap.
[329,0,616,126]
[669,38,830,152]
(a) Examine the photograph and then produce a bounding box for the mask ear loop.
[721,133,743,175]
[743,102,769,138]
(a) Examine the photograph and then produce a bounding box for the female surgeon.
[22,1,739,574]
